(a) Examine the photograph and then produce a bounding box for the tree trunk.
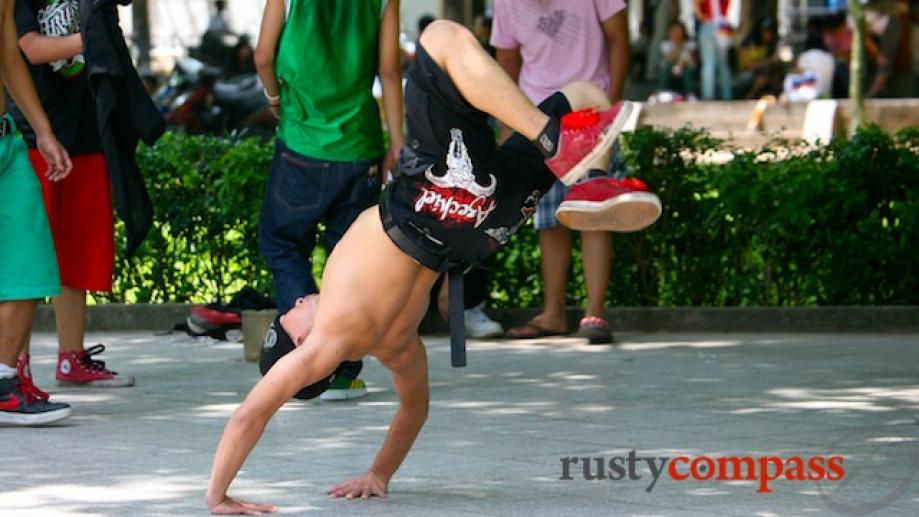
[132,0,152,70]
[848,0,866,134]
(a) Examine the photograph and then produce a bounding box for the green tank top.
[275,0,385,161]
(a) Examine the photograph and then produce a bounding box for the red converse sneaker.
[56,345,135,387]
[545,102,634,186]
[16,354,49,401]
[556,177,662,232]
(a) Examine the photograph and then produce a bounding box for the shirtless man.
[206,20,660,514]
[0,0,72,425]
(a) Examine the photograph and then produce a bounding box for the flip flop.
[505,322,567,339]
[574,316,614,344]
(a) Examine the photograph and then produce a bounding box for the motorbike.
[159,56,277,138]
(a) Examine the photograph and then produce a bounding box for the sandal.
[505,321,567,339]
[575,316,613,344]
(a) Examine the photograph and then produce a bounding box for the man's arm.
[328,339,429,499]
[864,35,888,98]
[18,32,81,65]
[206,339,346,514]
[378,0,403,178]
[601,10,630,103]
[1,0,70,179]
[495,46,521,83]
[254,0,285,118]
[693,0,705,21]
[495,47,522,141]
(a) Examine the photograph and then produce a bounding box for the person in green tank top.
[254,0,404,402]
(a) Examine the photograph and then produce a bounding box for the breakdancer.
[206,20,660,514]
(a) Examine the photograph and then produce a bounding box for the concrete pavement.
[3,331,918,516]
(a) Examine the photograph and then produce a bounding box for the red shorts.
[29,150,114,292]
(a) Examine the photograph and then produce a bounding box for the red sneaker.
[187,306,242,334]
[56,345,135,387]
[0,377,71,426]
[556,177,662,232]
[545,102,634,186]
[16,354,49,401]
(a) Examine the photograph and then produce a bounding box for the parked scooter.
[161,56,276,138]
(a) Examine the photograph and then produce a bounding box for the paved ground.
[3,331,918,516]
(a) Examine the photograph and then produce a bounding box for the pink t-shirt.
[490,0,626,104]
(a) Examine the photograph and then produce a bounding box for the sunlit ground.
[3,331,917,516]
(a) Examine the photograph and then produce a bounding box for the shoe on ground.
[186,288,274,340]
[574,316,614,345]
[465,303,504,339]
[545,102,634,186]
[320,376,367,401]
[56,345,135,387]
[556,177,662,232]
[0,376,71,426]
[186,306,242,335]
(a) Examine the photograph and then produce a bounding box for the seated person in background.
[821,10,888,99]
[657,20,697,96]
[736,18,786,99]
[862,1,908,98]
[784,30,835,102]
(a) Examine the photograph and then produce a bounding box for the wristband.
[264,89,280,105]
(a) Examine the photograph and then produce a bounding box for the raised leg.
[418,20,549,141]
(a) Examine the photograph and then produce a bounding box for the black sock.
[532,118,560,158]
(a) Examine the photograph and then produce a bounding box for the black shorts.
[381,44,570,271]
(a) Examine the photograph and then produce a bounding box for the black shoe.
[0,377,72,426]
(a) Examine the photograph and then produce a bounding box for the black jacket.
[80,0,164,255]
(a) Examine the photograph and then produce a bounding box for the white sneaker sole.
[557,102,634,186]
[320,388,368,401]
[0,406,72,426]
[57,376,136,388]
[467,328,505,339]
[186,316,210,335]
[556,192,662,232]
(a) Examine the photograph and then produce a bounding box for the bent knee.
[560,81,611,111]
[418,20,478,62]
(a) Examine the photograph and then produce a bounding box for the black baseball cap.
[259,315,333,400]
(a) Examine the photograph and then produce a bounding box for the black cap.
[259,315,333,400]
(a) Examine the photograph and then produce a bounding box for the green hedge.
[97,125,919,306]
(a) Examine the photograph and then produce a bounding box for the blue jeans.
[258,140,381,380]
[698,21,732,100]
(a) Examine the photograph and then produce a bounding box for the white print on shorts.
[414,129,498,228]
[485,190,540,244]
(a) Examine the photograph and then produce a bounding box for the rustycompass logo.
[560,451,845,494]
